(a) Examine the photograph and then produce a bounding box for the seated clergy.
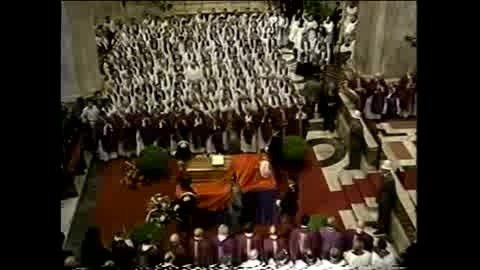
[317,216,344,258]
[189,228,214,266]
[211,224,236,265]
[344,237,372,268]
[289,215,318,261]
[236,222,263,263]
[263,225,288,262]
[165,233,187,266]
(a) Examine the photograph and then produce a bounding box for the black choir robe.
[101,123,118,154]
[191,113,208,149]
[139,122,156,146]
[209,112,225,154]
[175,113,192,142]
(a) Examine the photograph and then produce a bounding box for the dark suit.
[377,172,397,233]
[280,188,299,219]
[347,117,365,169]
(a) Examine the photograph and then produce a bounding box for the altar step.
[336,169,416,251]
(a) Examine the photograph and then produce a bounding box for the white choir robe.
[344,22,357,36]
[344,250,372,268]
[292,26,305,51]
[371,251,397,270]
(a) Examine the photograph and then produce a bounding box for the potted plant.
[129,222,165,246]
[308,214,328,232]
[136,145,171,181]
[281,136,307,172]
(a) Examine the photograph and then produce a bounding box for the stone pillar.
[63,1,102,98]
[61,2,80,102]
[354,1,416,78]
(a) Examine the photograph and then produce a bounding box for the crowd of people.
[63,217,411,270]
[89,3,362,162]
[93,9,324,162]
[62,3,420,270]
[342,72,417,121]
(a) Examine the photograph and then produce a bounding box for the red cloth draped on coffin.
[175,154,277,211]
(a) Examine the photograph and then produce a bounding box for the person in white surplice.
[344,237,372,268]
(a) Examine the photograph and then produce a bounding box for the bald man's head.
[193,228,204,238]
[169,233,180,243]
[218,224,229,235]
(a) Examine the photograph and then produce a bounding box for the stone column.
[61,2,80,102]
[354,1,416,78]
[63,1,102,98]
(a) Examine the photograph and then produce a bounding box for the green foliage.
[129,222,164,245]
[136,145,170,180]
[282,136,306,167]
[304,0,335,21]
[308,214,327,232]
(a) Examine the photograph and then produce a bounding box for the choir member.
[343,221,374,252]
[344,237,372,268]
[236,222,263,263]
[263,225,288,261]
[211,224,236,265]
[188,228,214,266]
[289,215,317,260]
[371,238,398,270]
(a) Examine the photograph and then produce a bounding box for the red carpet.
[94,160,176,242]
[95,146,358,242]
[297,147,350,230]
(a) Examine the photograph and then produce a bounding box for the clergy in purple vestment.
[317,216,344,258]
[263,225,288,262]
[236,222,263,263]
[289,215,318,260]
[343,221,374,252]
[211,224,236,265]
[188,228,214,266]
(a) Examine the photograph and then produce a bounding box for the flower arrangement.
[120,160,145,188]
[145,193,181,226]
